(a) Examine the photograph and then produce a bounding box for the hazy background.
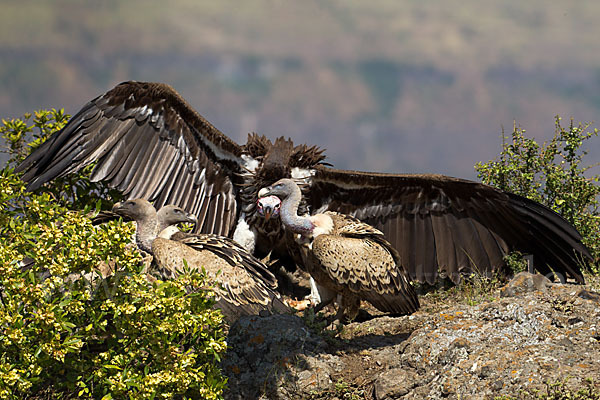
[2,0,599,179]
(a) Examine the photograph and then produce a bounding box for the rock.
[374,368,417,399]
[500,271,552,297]
[396,281,600,398]
[577,288,600,302]
[222,314,335,399]
[222,276,600,399]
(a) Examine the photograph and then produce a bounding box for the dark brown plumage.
[258,179,419,320]
[16,81,591,285]
[111,199,287,323]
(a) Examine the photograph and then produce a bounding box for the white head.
[256,195,282,222]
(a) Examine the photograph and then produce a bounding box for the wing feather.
[131,145,179,199]
[121,132,161,194]
[398,213,416,282]
[204,191,219,235]
[175,232,278,288]
[151,236,286,323]
[103,124,151,182]
[154,155,186,205]
[111,125,156,190]
[430,212,456,282]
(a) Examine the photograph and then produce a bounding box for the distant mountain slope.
[2,0,599,177]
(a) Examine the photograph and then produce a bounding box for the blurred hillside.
[1,0,599,178]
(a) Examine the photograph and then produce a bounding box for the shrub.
[475,117,600,272]
[0,111,228,399]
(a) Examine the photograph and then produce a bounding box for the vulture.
[111,199,288,323]
[16,81,591,285]
[258,179,419,320]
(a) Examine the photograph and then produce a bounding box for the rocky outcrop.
[223,273,600,399]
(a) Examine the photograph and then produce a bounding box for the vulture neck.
[135,215,159,253]
[279,184,315,237]
[158,225,179,239]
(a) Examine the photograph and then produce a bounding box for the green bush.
[0,112,228,399]
[475,117,600,272]
[2,109,69,166]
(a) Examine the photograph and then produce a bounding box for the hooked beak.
[258,187,270,198]
[111,202,129,216]
[185,212,198,225]
[110,202,133,221]
[263,206,273,222]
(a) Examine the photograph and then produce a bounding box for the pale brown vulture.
[258,179,419,320]
[111,199,288,323]
[16,81,591,284]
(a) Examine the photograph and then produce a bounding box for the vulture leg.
[337,292,361,322]
[308,277,335,307]
[312,288,337,314]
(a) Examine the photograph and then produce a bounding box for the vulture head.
[245,134,327,184]
[258,178,300,202]
[241,136,324,221]
[112,199,158,253]
[156,204,198,232]
[112,199,156,221]
[256,195,282,222]
[258,178,316,237]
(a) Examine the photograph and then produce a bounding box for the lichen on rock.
[223,273,600,399]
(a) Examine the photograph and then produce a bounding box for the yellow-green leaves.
[476,116,600,272]
[0,172,226,399]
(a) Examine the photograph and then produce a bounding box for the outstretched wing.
[308,166,590,284]
[16,81,246,236]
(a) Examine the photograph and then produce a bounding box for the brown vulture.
[258,179,419,320]
[16,81,591,285]
[111,199,288,323]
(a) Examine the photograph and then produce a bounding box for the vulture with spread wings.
[16,81,591,284]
